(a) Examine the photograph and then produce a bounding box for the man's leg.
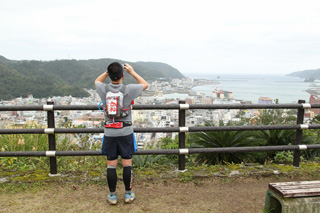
[122,158,135,203]
[107,159,118,204]
[107,159,118,192]
[122,158,133,191]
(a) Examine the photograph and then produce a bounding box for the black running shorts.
[101,134,135,160]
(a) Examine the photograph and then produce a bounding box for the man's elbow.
[143,83,149,91]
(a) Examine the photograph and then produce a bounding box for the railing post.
[178,100,186,171]
[47,101,58,175]
[293,100,305,167]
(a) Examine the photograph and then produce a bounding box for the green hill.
[136,61,184,79]
[0,55,10,62]
[0,56,184,100]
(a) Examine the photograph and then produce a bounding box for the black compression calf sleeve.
[123,166,133,191]
[107,166,117,193]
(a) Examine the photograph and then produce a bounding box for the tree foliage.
[255,99,297,125]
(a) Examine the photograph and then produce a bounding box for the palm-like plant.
[132,155,163,168]
[257,130,296,146]
[256,129,296,160]
[189,128,264,165]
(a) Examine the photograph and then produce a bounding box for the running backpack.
[104,84,130,119]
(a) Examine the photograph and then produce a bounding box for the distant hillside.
[136,61,184,79]
[0,55,8,62]
[0,56,184,100]
[287,68,320,79]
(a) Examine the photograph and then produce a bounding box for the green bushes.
[0,123,106,171]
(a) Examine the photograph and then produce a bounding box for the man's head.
[107,62,124,82]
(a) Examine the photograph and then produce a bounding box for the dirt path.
[1,175,312,213]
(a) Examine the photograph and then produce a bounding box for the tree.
[256,106,296,126]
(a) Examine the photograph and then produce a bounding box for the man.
[95,62,148,205]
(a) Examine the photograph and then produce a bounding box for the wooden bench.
[265,180,320,213]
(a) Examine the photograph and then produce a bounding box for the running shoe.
[107,193,117,205]
[124,191,135,204]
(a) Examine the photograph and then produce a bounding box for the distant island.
[287,67,320,98]
[287,68,320,82]
[0,55,184,100]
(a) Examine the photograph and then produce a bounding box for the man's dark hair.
[107,62,124,81]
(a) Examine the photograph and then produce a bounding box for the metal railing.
[1,100,320,175]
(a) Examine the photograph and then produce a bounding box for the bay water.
[189,74,311,104]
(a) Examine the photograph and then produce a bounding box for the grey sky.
[1,0,320,75]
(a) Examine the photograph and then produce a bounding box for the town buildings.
[1,77,306,149]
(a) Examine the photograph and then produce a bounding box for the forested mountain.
[136,61,184,79]
[0,56,184,100]
[287,68,320,79]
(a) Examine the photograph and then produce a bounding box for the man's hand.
[124,63,134,74]
[124,63,148,90]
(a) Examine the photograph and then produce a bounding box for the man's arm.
[124,64,148,90]
[95,72,109,86]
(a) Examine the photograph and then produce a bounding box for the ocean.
[189,74,311,104]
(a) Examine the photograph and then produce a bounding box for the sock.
[123,166,133,192]
[107,166,117,193]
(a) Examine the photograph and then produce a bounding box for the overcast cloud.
[1,0,320,75]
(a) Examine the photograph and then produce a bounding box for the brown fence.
[1,100,320,175]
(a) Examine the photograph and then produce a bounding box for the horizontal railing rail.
[1,103,320,111]
[1,124,320,135]
[1,145,320,157]
[1,100,320,175]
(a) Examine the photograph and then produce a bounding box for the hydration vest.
[104,84,130,119]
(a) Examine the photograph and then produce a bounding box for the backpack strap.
[119,85,131,110]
